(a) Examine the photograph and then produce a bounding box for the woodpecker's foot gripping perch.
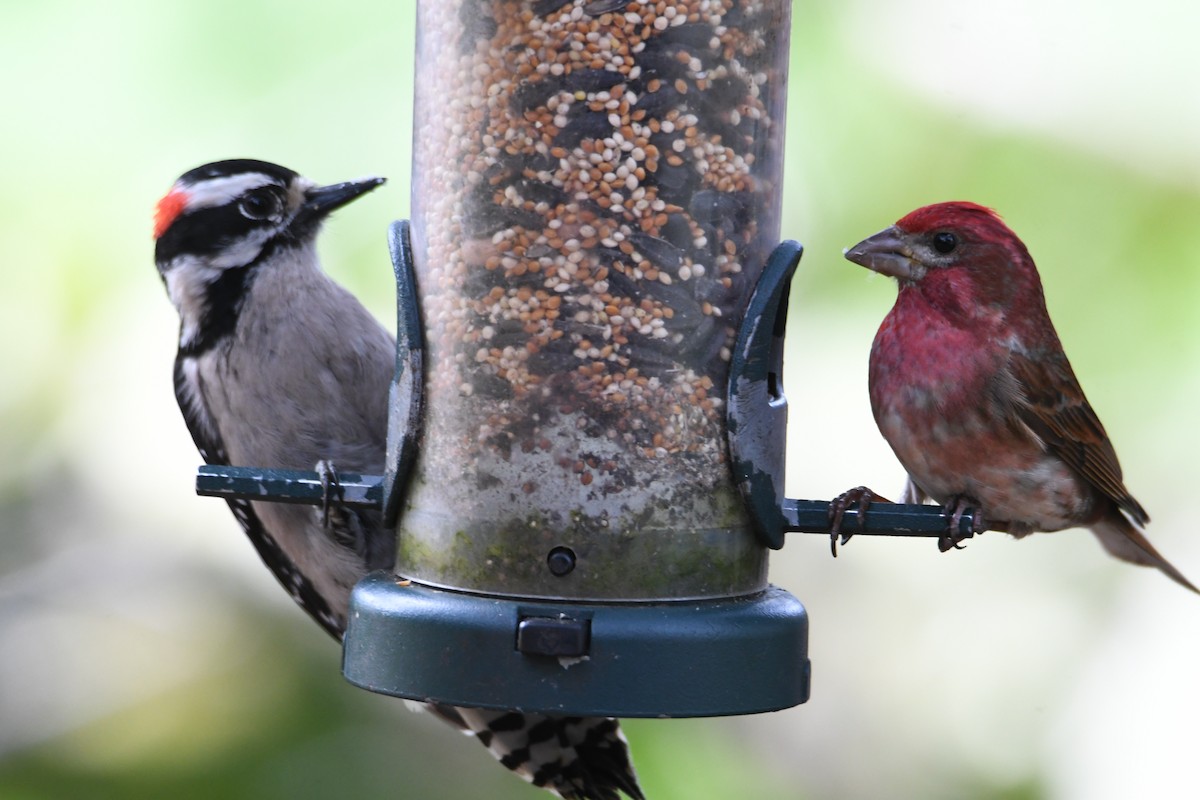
[316,460,344,529]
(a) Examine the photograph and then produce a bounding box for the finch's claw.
[938,496,981,552]
[315,460,342,529]
[828,486,891,557]
[937,536,966,552]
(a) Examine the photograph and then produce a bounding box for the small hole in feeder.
[547,546,576,576]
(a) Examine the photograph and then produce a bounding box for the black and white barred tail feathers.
[428,706,645,800]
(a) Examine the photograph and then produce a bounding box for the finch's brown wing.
[1008,351,1149,525]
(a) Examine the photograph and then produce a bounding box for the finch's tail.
[1090,513,1199,595]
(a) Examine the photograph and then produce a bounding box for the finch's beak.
[299,176,386,223]
[844,227,922,281]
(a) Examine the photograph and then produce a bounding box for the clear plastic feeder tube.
[404,0,792,600]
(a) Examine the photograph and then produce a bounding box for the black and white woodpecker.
[153,160,645,800]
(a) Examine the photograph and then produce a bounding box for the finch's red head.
[895,201,1003,236]
[846,201,1045,325]
[847,201,1036,285]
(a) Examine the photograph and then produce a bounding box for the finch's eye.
[932,231,958,254]
[239,188,282,221]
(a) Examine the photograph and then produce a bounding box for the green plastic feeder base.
[342,573,810,718]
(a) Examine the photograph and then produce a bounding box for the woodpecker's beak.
[844,227,922,282]
[300,176,386,222]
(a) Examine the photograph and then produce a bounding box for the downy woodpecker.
[154,160,644,800]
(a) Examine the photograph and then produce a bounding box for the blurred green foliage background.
[1,1,1197,798]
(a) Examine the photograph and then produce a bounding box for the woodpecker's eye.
[239,188,282,221]
[932,231,958,254]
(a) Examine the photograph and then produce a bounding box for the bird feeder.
[197,0,979,719]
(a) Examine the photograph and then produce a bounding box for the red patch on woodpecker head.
[154,189,189,239]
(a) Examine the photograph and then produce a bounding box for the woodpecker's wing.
[173,353,346,640]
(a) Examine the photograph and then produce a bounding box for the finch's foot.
[828,486,891,557]
[315,460,342,528]
[939,495,982,552]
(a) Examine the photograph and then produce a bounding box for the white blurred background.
[1,2,1197,798]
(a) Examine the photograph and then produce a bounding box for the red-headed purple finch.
[840,201,1195,593]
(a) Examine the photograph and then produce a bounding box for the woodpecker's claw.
[938,496,981,552]
[315,460,343,528]
[828,486,891,557]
